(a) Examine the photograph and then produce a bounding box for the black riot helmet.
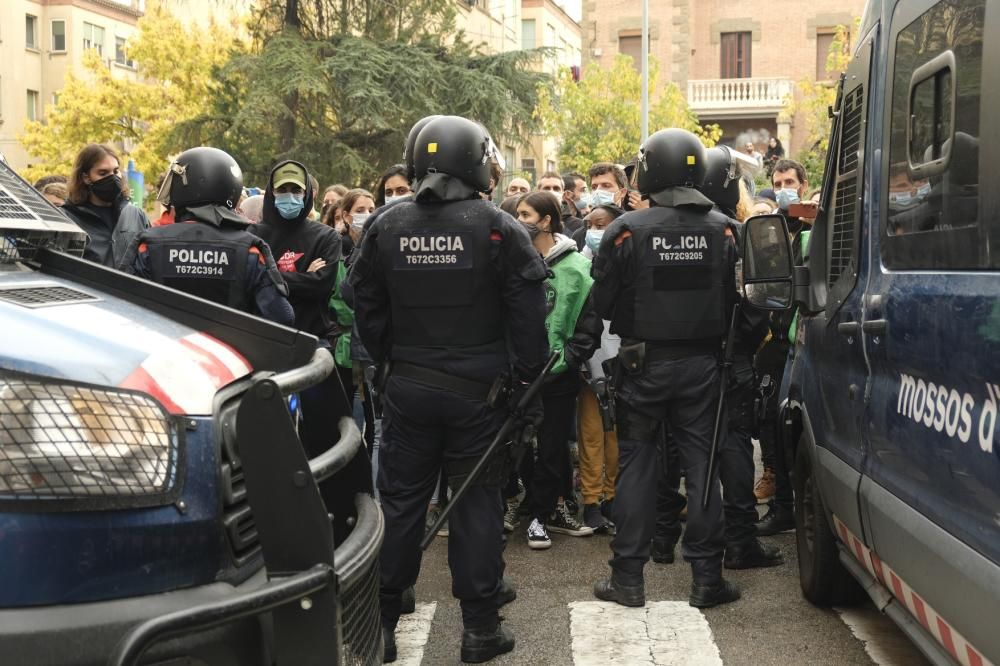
[157,147,244,209]
[701,146,740,217]
[635,128,707,197]
[412,116,504,193]
[404,115,441,182]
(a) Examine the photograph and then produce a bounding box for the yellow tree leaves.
[535,55,719,175]
[19,0,242,184]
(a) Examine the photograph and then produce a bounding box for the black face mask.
[89,174,123,203]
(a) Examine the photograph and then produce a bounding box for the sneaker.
[754,467,776,502]
[437,520,449,537]
[425,505,448,538]
[548,501,595,537]
[583,503,611,534]
[527,518,551,550]
[564,495,580,517]
[503,498,520,533]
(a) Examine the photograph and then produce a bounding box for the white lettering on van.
[896,373,993,452]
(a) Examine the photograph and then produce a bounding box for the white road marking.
[836,606,930,666]
[570,601,723,666]
[395,602,436,666]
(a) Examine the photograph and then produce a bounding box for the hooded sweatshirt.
[252,160,342,340]
[542,233,602,385]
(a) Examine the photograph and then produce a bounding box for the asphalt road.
[400,511,930,666]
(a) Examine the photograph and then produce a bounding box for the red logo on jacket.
[276,250,304,272]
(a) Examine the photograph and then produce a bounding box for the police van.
[0,162,382,664]
[775,0,999,663]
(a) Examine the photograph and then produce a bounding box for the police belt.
[391,361,493,401]
[642,340,720,361]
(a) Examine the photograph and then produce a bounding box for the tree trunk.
[279,0,301,154]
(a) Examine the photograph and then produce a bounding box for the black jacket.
[252,160,342,340]
[63,194,150,268]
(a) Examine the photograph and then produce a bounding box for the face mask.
[916,183,932,198]
[590,190,615,207]
[350,213,370,233]
[384,194,410,206]
[89,174,123,203]
[574,196,589,211]
[585,229,605,253]
[523,223,542,239]
[775,187,800,211]
[890,192,913,207]
[275,192,305,219]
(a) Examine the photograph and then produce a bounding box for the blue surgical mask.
[585,229,605,253]
[916,182,932,198]
[775,187,800,211]
[574,196,589,211]
[384,194,410,206]
[590,190,615,207]
[275,192,305,219]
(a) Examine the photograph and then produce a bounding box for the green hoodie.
[787,229,811,344]
[328,261,354,368]
[543,234,594,375]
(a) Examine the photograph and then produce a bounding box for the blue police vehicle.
[773,0,1000,664]
[0,162,383,664]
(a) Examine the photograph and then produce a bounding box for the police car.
[773,1,1000,664]
[0,162,382,665]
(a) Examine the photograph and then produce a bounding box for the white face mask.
[350,213,370,232]
[384,194,410,206]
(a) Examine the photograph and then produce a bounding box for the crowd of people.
[32,124,819,663]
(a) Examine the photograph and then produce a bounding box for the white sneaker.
[527,518,551,550]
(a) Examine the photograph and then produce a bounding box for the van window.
[883,0,984,269]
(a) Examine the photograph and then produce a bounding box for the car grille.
[339,552,382,665]
[0,285,99,308]
[219,432,261,568]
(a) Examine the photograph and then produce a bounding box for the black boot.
[497,577,517,607]
[600,497,614,521]
[755,504,795,536]
[651,538,676,564]
[724,539,784,569]
[460,621,515,663]
[382,626,397,663]
[689,578,741,608]
[689,559,740,608]
[593,576,645,607]
[400,586,416,614]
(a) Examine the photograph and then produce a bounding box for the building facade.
[581,0,867,157]
[0,0,145,171]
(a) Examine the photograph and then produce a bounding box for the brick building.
[581,0,866,157]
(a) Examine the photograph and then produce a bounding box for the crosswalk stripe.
[569,601,723,665]
[836,607,930,666]
[395,602,437,666]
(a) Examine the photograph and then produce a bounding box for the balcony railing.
[687,77,794,113]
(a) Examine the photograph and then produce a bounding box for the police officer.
[591,128,741,609]
[120,147,293,325]
[699,146,783,569]
[350,115,549,663]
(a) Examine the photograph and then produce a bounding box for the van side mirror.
[742,214,793,311]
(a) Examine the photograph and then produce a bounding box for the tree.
[781,23,854,186]
[18,0,240,184]
[179,0,551,189]
[535,55,721,175]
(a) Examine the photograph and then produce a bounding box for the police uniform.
[349,116,548,663]
[120,147,293,326]
[591,129,742,608]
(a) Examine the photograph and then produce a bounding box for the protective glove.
[509,379,544,430]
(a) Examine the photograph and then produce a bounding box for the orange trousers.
[577,383,619,505]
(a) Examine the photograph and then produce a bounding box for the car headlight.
[0,372,180,503]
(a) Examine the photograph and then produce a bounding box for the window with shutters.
[720,32,751,78]
[619,34,642,73]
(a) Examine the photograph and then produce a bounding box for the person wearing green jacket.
[513,192,603,550]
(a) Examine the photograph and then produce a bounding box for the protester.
[514,191,602,549]
[39,181,68,207]
[505,177,530,197]
[63,143,149,267]
[764,137,785,176]
[375,164,412,207]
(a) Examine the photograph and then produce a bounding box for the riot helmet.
[157,147,244,210]
[412,116,504,193]
[404,115,441,183]
[700,145,760,218]
[635,129,707,197]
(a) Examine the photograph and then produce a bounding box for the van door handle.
[862,319,888,335]
[837,321,859,336]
